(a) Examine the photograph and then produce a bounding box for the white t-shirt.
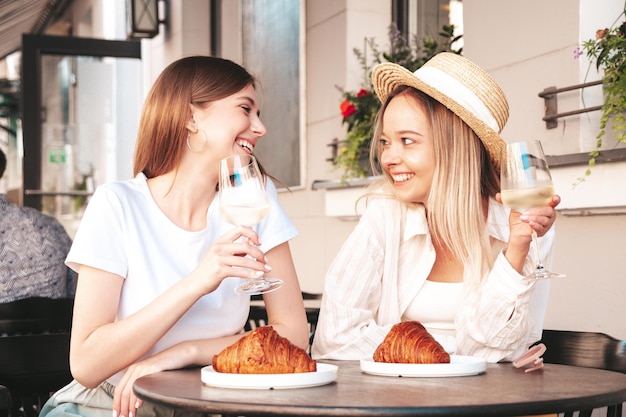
[66,173,297,384]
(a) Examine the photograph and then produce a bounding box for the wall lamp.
[126,0,167,39]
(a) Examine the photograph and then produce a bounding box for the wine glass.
[218,154,283,294]
[500,140,565,279]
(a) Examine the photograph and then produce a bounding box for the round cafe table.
[134,360,626,417]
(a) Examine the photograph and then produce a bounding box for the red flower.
[340,99,356,118]
[596,28,609,39]
[357,89,370,98]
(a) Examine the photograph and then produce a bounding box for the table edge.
[134,365,626,417]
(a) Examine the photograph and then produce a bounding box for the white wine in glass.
[500,140,565,279]
[219,154,283,294]
[220,202,270,227]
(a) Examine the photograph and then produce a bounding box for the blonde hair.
[371,86,500,284]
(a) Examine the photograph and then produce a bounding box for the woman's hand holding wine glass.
[218,154,283,294]
[500,140,565,279]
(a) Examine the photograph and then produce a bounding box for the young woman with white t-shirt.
[41,56,309,417]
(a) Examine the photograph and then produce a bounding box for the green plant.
[334,24,462,180]
[577,4,626,181]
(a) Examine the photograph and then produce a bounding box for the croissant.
[212,325,317,374]
[373,321,450,364]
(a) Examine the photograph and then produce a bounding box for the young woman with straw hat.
[312,52,561,363]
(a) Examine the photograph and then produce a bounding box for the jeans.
[39,379,204,417]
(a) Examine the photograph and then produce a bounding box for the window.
[241,0,303,188]
[393,0,463,50]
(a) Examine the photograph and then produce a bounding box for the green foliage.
[334,24,462,180]
[577,6,626,183]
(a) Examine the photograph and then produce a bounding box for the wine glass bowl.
[219,154,283,294]
[500,140,565,280]
[500,146,554,212]
[219,157,270,227]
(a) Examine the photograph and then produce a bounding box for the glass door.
[21,35,142,236]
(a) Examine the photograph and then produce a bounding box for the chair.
[301,292,321,347]
[0,297,74,335]
[536,329,626,417]
[0,385,11,417]
[245,304,269,331]
[0,298,74,417]
[246,292,321,348]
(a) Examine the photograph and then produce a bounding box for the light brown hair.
[133,56,256,178]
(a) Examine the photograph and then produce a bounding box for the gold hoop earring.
[186,129,208,153]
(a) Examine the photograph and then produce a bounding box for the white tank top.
[402,280,464,335]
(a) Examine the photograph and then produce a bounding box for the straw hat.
[371,52,509,171]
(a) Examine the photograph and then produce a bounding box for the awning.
[0,0,72,60]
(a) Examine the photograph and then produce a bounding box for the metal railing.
[538,80,603,128]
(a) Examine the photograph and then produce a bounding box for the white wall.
[279,0,391,294]
[456,0,626,339]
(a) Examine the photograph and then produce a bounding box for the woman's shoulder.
[93,174,149,200]
[265,177,279,195]
[354,190,413,240]
[85,175,153,217]
[361,183,409,214]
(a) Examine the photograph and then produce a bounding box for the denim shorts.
[39,379,204,417]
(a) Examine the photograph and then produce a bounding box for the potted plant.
[333,24,463,180]
[577,5,626,178]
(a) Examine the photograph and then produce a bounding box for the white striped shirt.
[311,195,553,363]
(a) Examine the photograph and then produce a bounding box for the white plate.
[201,363,338,389]
[360,355,486,377]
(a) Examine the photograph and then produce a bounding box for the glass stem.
[531,230,544,271]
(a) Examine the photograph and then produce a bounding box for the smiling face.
[189,84,267,161]
[135,56,261,179]
[379,90,436,205]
